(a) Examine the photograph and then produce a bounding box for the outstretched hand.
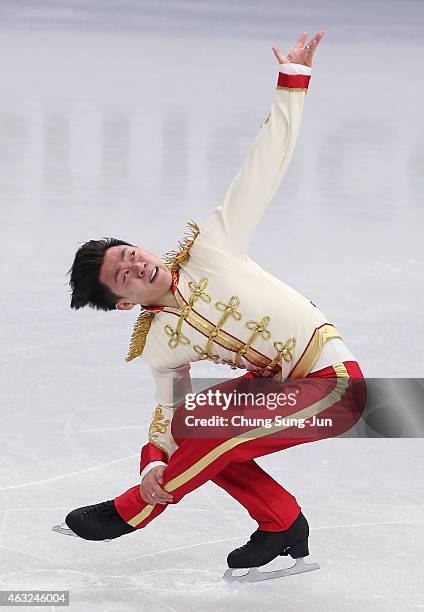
[272,31,326,67]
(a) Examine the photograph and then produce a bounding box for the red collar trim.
[171,269,179,293]
[142,269,180,312]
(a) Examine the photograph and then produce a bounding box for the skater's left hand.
[272,31,326,67]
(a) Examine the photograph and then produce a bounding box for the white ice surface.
[0,2,423,611]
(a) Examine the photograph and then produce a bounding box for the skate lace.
[249,532,262,543]
[235,530,262,553]
[82,501,114,519]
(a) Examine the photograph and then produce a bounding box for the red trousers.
[114,361,366,532]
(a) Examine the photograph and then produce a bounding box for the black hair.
[68,238,134,311]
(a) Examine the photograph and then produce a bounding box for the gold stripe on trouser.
[128,362,350,527]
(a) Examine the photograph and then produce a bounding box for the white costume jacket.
[125,64,356,477]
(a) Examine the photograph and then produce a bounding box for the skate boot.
[224,512,320,582]
[53,500,136,541]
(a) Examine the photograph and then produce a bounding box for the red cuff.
[277,72,310,91]
[140,442,168,475]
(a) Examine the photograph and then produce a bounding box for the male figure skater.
[55,31,366,579]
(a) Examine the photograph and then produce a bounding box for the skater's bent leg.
[114,360,364,530]
[212,459,300,531]
[114,434,306,530]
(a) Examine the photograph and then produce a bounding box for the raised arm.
[201,32,325,257]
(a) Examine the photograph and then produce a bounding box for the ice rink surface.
[0,1,423,610]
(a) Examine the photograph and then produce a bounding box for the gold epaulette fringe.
[125,310,156,362]
[125,219,201,362]
[162,219,201,272]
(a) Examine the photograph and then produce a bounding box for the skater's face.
[99,245,174,310]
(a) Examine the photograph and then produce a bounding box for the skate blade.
[52,522,80,538]
[223,557,320,583]
[51,522,112,542]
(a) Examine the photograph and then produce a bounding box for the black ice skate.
[224,512,320,582]
[52,500,136,541]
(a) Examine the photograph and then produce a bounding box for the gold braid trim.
[148,405,171,457]
[277,86,309,93]
[125,220,201,362]
[148,405,170,437]
[162,219,201,272]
